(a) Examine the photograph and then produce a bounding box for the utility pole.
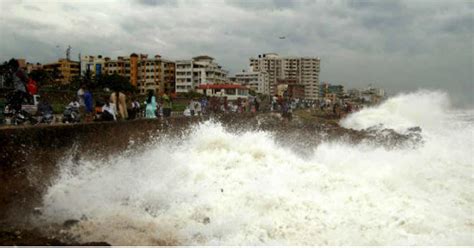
[78,52,81,73]
[66,45,72,61]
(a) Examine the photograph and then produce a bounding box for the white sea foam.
[340,90,451,133]
[41,90,474,245]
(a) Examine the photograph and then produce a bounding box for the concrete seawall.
[0,111,413,231]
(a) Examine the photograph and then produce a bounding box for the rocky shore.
[0,111,423,245]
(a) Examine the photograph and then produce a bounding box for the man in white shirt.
[77,85,85,106]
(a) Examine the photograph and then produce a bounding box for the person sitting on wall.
[94,99,104,121]
[36,96,54,123]
[128,97,140,120]
[101,97,116,121]
[189,98,195,116]
[194,98,202,116]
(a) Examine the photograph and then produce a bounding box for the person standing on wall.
[8,59,30,111]
[161,90,172,117]
[77,83,85,108]
[83,85,94,122]
[145,90,157,119]
[110,88,128,120]
[26,78,38,97]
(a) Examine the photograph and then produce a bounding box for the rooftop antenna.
[66,45,72,61]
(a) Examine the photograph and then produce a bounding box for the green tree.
[95,73,136,93]
[0,60,14,88]
[29,69,53,86]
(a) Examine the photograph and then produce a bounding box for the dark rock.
[63,219,80,228]
[407,126,422,132]
[80,241,111,246]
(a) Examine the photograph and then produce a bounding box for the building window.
[226,88,236,95]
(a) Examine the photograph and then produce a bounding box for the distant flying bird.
[279,36,286,39]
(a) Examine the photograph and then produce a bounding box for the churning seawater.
[40,90,473,245]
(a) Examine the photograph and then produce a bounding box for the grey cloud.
[136,0,177,7]
[61,3,78,11]
[347,0,413,31]
[440,14,473,34]
[225,0,301,11]
[0,0,472,106]
[3,17,57,31]
[360,13,412,31]
[23,4,41,11]
[348,0,403,12]
[0,31,58,63]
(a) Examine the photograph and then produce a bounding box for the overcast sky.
[0,0,472,106]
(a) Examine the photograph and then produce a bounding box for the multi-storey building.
[80,55,105,78]
[101,53,175,94]
[233,70,269,95]
[277,78,305,99]
[25,62,43,74]
[16,59,27,69]
[43,59,80,85]
[162,60,176,94]
[348,86,385,104]
[175,55,228,93]
[320,82,344,99]
[249,53,320,100]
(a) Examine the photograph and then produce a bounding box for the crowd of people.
[183,95,262,117]
[2,59,43,125]
[5,59,38,111]
[318,98,360,118]
[70,86,174,123]
[2,59,360,126]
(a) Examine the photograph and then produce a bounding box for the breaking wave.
[40,90,474,245]
[340,90,451,133]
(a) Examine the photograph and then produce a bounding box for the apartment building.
[80,55,105,78]
[162,60,176,94]
[249,53,320,100]
[175,55,228,93]
[25,62,43,74]
[320,82,344,99]
[101,53,175,94]
[43,58,80,85]
[233,70,269,95]
[347,86,385,104]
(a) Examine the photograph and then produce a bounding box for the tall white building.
[233,70,270,95]
[249,53,321,100]
[175,55,228,93]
